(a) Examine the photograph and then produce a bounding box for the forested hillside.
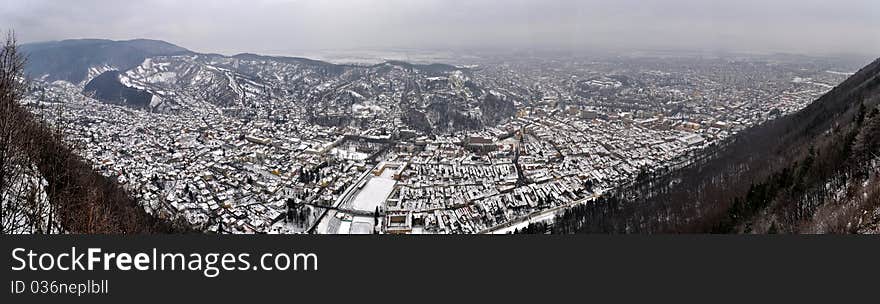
[529,57,880,234]
[1,35,188,234]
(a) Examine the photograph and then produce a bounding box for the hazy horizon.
[3,0,879,58]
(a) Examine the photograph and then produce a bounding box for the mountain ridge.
[22,38,513,133]
[21,38,191,84]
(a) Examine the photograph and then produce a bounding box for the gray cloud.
[2,0,878,56]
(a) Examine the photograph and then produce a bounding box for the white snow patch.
[348,169,398,212]
[149,95,163,108]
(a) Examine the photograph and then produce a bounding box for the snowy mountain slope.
[21,39,190,85]
[24,39,517,132]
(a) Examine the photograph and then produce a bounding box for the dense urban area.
[11,40,863,234]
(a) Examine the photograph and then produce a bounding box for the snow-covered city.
[17,47,856,234]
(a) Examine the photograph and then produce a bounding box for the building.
[385,211,413,234]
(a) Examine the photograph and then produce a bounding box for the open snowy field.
[348,169,398,212]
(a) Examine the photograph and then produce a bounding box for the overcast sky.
[2,0,879,56]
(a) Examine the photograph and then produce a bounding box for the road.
[306,163,380,233]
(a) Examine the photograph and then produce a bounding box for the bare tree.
[0,31,34,234]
